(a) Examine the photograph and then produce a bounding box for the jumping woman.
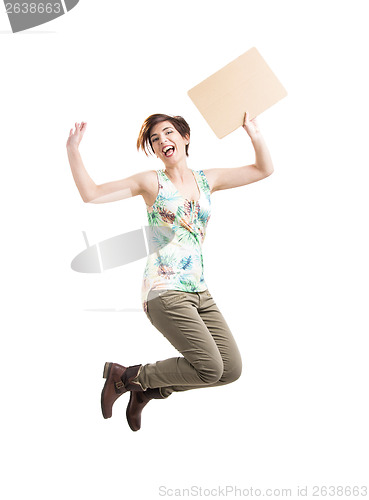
[66,111,274,431]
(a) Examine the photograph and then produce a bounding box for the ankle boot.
[120,364,143,392]
[126,388,164,432]
[101,362,142,419]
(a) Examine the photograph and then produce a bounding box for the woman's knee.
[221,357,243,384]
[230,362,243,383]
[197,358,224,385]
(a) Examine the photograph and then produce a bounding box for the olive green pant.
[135,288,242,398]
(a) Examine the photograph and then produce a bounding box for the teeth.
[163,146,174,156]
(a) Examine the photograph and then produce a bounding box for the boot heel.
[103,362,112,379]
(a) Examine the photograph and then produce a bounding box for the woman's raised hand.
[242,111,260,141]
[66,122,87,150]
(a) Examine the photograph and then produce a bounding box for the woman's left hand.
[242,111,260,141]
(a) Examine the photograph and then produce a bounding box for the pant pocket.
[159,290,187,309]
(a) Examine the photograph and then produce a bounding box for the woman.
[66,111,274,431]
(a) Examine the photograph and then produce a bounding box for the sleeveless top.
[141,168,212,313]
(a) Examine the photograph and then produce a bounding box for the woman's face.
[150,121,189,165]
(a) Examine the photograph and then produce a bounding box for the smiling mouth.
[163,146,175,157]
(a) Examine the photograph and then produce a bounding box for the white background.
[1,1,368,498]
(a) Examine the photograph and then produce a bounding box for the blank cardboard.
[187,47,287,139]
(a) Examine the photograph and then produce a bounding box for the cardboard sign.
[187,47,287,138]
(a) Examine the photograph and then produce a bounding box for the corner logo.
[4,0,79,32]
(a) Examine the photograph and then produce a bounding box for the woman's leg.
[136,289,242,398]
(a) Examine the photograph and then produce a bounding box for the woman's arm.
[67,122,97,202]
[203,111,274,193]
[66,122,147,204]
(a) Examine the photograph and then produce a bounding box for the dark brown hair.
[137,114,190,157]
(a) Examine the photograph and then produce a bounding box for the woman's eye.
[166,130,173,135]
[152,137,158,142]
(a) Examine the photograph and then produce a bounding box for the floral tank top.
[141,168,212,313]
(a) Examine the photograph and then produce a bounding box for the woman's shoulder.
[140,169,162,207]
[140,168,161,189]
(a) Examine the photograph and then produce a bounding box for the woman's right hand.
[66,122,87,150]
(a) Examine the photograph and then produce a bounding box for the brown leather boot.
[126,388,164,431]
[101,362,142,419]
[120,364,143,392]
